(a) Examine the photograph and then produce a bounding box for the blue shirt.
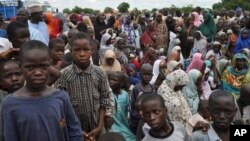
[28,26,48,45]
[1,90,83,141]
[28,21,49,45]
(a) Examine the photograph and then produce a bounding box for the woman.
[172,46,184,65]
[222,53,250,97]
[94,14,108,42]
[150,59,166,85]
[99,32,114,60]
[234,29,250,54]
[140,23,156,50]
[183,69,203,114]
[199,12,217,41]
[193,31,207,58]
[100,50,121,72]
[192,12,202,27]
[158,69,192,124]
[186,53,205,74]
[82,16,94,28]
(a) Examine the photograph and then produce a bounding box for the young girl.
[1,40,83,141]
[234,29,250,54]
[109,71,136,141]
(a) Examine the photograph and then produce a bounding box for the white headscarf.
[193,31,207,58]
[172,46,184,65]
[167,60,180,72]
[150,59,163,85]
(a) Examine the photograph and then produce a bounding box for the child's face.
[51,43,65,63]
[109,73,120,91]
[242,30,249,39]
[117,39,126,50]
[71,39,92,67]
[127,67,136,76]
[213,44,221,53]
[21,49,51,89]
[88,29,94,39]
[236,58,247,70]
[140,67,153,84]
[11,28,30,48]
[142,100,167,131]
[209,96,236,130]
[0,62,24,93]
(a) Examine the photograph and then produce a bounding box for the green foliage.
[213,0,250,10]
[63,8,71,14]
[104,7,114,13]
[82,8,94,14]
[151,8,158,13]
[117,2,130,13]
[180,4,193,13]
[72,6,83,14]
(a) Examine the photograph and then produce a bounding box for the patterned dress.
[158,69,192,124]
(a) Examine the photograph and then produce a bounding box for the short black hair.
[76,22,88,33]
[0,59,20,76]
[71,32,91,49]
[49,38,65,49]
[98,132,125,141]
[19,40,50,62]
[7,21,28,40]
[209,90,235,108]
[141,94,165,108]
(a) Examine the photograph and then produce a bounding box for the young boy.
[141,94,189,141]
[49,38,65,69]
[191,90,237,141]
[55,32,113,140]
[130,63,154,134]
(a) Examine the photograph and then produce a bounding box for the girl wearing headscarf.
[167,60,181,73]
[94,14,108,42]
[171,46,184,65]
[191,12,202,27]
[183,69,203,114]
[126,63,141,85]
[150,59,166,85]
[205,41,222,60]
[186,53,205,74]
[100,50,121,72]
[158,69,192,124]
[82,16,94,28]
[234,29,250,54]
[140,23,156,50]
[199,12,217,41]
[99,32,114,60]
[167,38,181,58]
[44,12,61,39]
[193,31,207,58]
[153,13,168,50]
[122,16,136,47]
[140,47,157,66]
[222,53,250,97]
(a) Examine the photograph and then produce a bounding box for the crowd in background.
[0,0,250,141]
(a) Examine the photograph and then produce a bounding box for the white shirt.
[0,37,12,53]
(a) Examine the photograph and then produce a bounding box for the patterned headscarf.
[165,69,189,90]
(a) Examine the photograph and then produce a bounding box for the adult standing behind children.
[55,32,113,140]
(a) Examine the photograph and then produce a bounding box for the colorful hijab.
[186,53,204,73]
[192,12,202,27]
[234,30,250,54]
[100,50,121,72]
[183,69,202,114]
[222,53,250,97]
[199,13,217,41]
[158,69,192,124]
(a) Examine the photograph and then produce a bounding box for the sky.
[41,0,221,11]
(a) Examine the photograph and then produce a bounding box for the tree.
[82,8,94,14]
[63,8,71,14]
[117,2,130,13]
[212,0,250,10]
[180,5,194,13]
[72,6,83,14]
[151,8,158,13]
[104,7,114,13]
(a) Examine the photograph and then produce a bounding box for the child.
[55,32,113,140]
[109,71,136,141]
[141,94,189,141]
[191,90,237,141]
[98,132,125,141]
[186,100,211,136]
[49,38,65,70]
[130,63,154,134]
[234,29,250,54]
[1,40,83,141]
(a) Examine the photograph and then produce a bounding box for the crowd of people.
[0,0,250,141]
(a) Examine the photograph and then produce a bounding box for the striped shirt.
[55,63,112,132]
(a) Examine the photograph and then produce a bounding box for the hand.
[104,116,114,130]
[83,131,95,141]
[0,48,19,59]
[194,121,210,133]
[88,127,101,140]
